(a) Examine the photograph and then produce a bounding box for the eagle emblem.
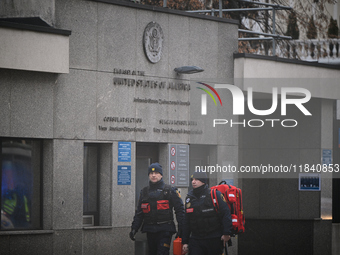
[143,22,164,63]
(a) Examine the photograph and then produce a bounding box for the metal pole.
[163,0,167,7]
[187,7,273,13]
[272,8,276,55]
[238,29,291,39]
[223,7,273,12]
[239,37,274,41]
[239,0,292,10]
[219,0,222,17]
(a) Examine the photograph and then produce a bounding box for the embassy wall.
[0,0,238,254]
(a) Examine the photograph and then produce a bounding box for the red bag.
[157,200,170,210]
[173,237,183,255]
[210,181,245,235]
[141,203,150,213]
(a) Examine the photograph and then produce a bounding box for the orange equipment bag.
[210,181,245,235]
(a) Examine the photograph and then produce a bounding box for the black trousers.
[188,237,224,255]
[147,231,173,255]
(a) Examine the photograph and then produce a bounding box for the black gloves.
[129,229,137,241]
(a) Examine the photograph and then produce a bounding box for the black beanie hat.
[148,162,163,176]
[191,170,208,184]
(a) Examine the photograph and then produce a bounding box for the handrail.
[246,39,340,62]
[183,0,292,55]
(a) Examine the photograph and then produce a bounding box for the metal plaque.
[169,144,189,187]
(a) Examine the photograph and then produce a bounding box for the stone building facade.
[0,0,339,254]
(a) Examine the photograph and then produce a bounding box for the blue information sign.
[118,142,131,162]
[322,149,332,165]
[118,165,131,185]
[299,174,320,191]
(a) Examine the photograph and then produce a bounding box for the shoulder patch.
[176,190,181,198]
[221,193,227,203]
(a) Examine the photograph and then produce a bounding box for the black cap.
[191,170,208,184]
[148,162,163,176]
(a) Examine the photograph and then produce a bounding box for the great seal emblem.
[143,21,164,63]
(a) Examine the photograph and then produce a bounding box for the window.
[1,138,42,230]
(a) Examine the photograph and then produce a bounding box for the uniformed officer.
[182,171,232,255]
[129,162,185,255]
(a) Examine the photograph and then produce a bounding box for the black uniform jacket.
[131,179,185,234]
[182,184,232,244]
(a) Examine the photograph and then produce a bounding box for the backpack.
[210,180,245,235]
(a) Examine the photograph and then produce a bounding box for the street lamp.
[174,66,204,74]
